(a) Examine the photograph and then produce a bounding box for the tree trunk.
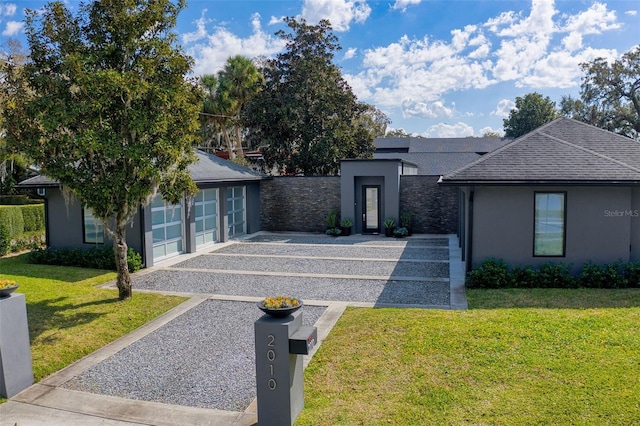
[234,125,245,158]
[222,126,236,159]
[113,224,132,300]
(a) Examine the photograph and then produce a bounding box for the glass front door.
[362,185,381,234]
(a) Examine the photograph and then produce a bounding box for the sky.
[1,0,639,137]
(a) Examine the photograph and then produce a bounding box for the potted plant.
[383,218,396,237]
[325,209,341,236]
[0,280,19,298]
[393,227,409,238]
[340,218,353,236]
[258,296,303,317]
[400,211,412,236]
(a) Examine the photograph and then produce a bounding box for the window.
[226,186,246,237]
[534,192,566,256]
[194,188,218,247]
[83,208,104,244]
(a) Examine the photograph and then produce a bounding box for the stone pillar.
[0,293,34,398]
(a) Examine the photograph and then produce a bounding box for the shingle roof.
[441,117,640,185]
[373,152,481,175]
[17,149,266,188]
[374,137,510,153]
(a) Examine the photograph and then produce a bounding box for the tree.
[560,46,640,139]
[384,128,414,138]
[0,39,30,194]
[481,130,502,138]
[199,56,264,159]
[503,92,558,138]
[244,17,375,175]
[2,0,201,300]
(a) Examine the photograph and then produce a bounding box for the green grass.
[0,254,187,386]
[297,288,640,425]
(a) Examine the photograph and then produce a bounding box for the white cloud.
[626,10,638,16]
[301,0,371,32]
[491,99,516,117]
[182,10,210,44]
[561,2,620,51]
[343,47,357,60]
[402,99,453,119]
[0,3,16,16]
[2,20,23,36]
[392,0,421,12]
[185,13,286,76]
[269,15,286,25]
[421,122,474,138]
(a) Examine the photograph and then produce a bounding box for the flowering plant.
[0,280,18,289]
[260,296,300,309]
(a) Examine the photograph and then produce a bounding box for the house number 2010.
[267,334,276,390]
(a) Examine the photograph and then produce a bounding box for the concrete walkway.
[0,233,467,425]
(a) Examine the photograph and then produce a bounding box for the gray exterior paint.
[462,185,636,271]
[18,150,265,267]
[441,118,640,272]
[340,159,408,234]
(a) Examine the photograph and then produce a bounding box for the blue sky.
[1,0,638,137]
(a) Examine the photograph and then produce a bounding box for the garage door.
[227,186,246,237]
[151,195,184,261]
[195,188,218,249]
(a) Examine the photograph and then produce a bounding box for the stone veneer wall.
[260,175,457,234]
[260,176,341,232]
[399,175,458,234]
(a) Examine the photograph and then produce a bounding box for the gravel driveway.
[61,233,453,413]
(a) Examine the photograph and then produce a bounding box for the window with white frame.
[194,188,218,248]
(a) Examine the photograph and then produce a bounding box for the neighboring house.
[17,150,267,267]
[439,117,640,272]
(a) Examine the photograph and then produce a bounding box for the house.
[17,150,267,267]
[334,136,512,235]
[439,117,640,272]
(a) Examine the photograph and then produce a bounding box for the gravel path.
[244,234,449,246]
[212,243,449,260]
[133,270,450,305]
[63,300,326,411]
[173,255,450,278]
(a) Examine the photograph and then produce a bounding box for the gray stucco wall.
[469,186,634,271]
[340,160,402,234]
[400,176,458,234]
[44,188,144,255]
[260,177,341,232]
[631,187,640,262]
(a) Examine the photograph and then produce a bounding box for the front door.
[362,185,381,234]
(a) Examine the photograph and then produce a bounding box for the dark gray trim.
[440,180,640,186]
[467,188,474,272]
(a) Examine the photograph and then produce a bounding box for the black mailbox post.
[254,309,317,426]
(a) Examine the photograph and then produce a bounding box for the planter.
[0,284,19,298]
[341,226,352,236]
[258,297,303,318]
[384,227,395,237]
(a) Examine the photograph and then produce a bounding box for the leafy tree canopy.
[1,0,201,299]
[244,17,380,175]
[560,45,640,139]
[503,92,558,138]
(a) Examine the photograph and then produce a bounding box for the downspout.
[467,187,475,273]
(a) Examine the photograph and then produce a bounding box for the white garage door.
[195,188,218,249]
[151,195,184,261]
[227,186,246,237]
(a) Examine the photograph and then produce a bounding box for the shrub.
[21,205,45,232]
[467,258,514,288]
[624,262,640,288]
[511,265,537,288]
[0,224,8,256]
[393,227,408,237]
[28,246,143,272]
[536,262,576,288]
[325,209,338,229]
[579,260,627,289]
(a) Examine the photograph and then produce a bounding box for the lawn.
[297,288,640,425]
[0,254,187,386]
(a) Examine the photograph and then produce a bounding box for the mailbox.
[254,308,318,426]
[289,326,317,355]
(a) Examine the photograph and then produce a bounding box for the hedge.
[28,246,143,273]
[468,258,640,289]
[0,204,46,256]
[0,195,44,205]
